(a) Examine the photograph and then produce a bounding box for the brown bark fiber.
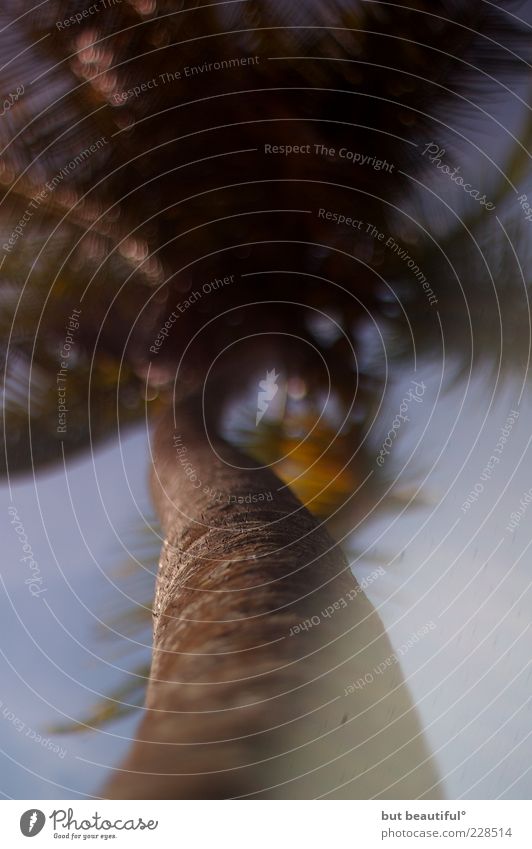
[105,399,442,799]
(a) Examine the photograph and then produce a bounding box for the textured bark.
[105,398,442,799]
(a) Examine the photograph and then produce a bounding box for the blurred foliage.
[1,0,530,481]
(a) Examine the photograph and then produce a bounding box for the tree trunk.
[104,396,442,799]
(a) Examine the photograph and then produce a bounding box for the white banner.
[1,800,530,848]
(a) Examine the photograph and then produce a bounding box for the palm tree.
[1,0,528,798]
